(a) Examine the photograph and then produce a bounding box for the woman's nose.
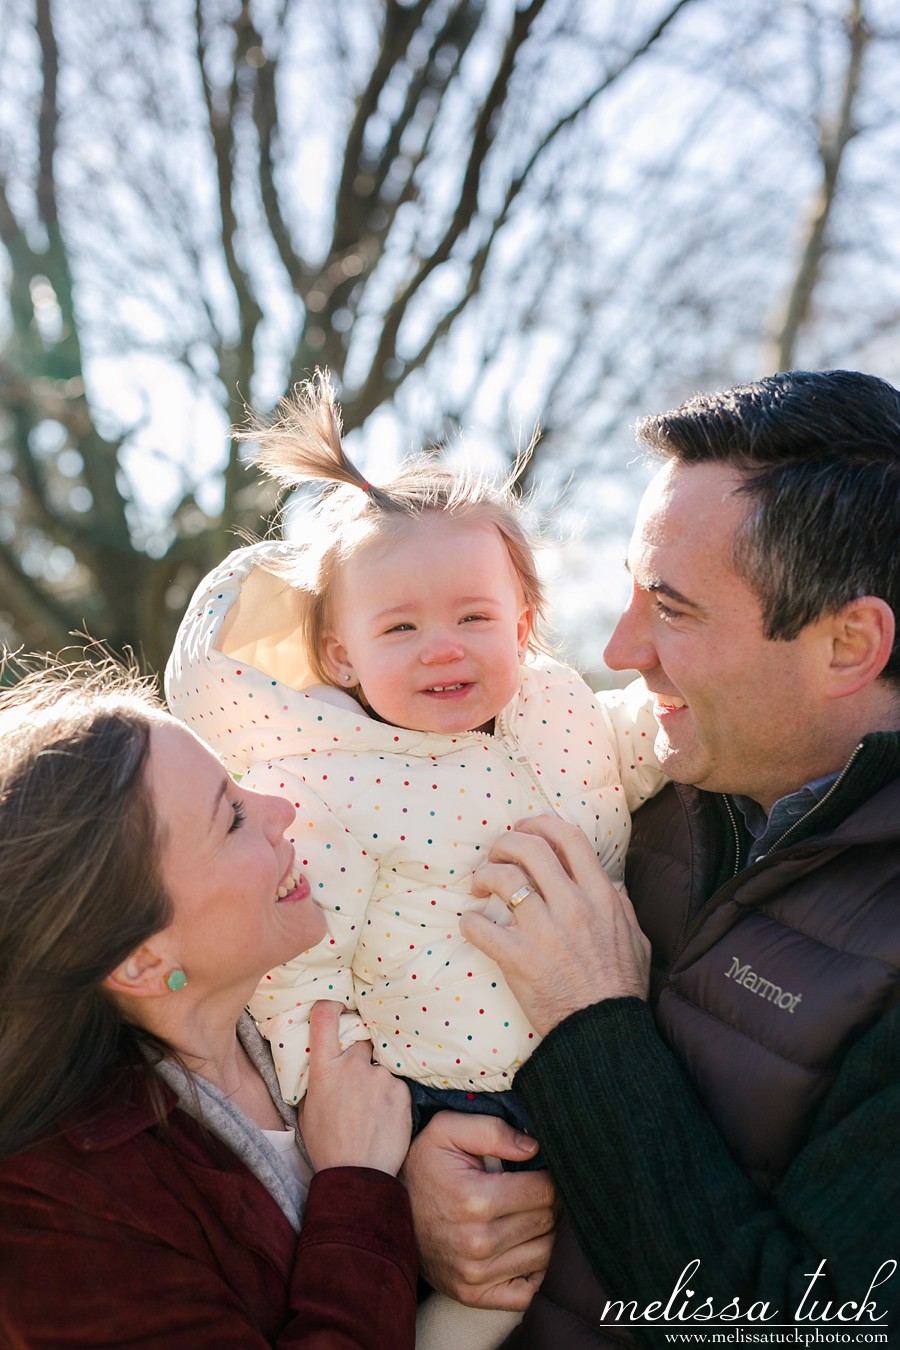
[262,791,295,838]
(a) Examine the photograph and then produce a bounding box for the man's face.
[604,460,836,812]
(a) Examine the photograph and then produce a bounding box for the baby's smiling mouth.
[425,683,468,693]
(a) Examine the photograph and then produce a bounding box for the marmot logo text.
[725,957,802,1013]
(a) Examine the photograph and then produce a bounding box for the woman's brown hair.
[0,659,171,1160]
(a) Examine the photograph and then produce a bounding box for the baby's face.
[323,515,530,734]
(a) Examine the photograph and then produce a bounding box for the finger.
[512,818,649,946]
[507,821,621,907]
[514,814,605,879]
[481,834,574,909]
[472,861,531,900]
[418,1110,544,1171]
[342,1038,381,1066]
[451,1232,556,1309]
[470,1228,556,1281]
[461,908,519,961]
[469,1195,558,1251]
[463,1265,550,1313]
[472,862,539,907]
[307,999,344,1066]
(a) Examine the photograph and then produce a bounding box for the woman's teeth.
[277,872,300,899]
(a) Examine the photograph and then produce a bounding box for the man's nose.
[603,604,656,673]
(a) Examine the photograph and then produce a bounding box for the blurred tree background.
[1,0,898,678]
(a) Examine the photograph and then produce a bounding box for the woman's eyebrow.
[209,778,228,830]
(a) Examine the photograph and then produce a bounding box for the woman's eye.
[228,800,246,833]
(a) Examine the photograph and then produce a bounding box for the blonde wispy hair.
[240,370,549,686]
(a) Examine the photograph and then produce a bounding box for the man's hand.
[463,814,651,1035]
[401,1111,557,1310]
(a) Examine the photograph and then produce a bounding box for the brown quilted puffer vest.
[630,772,900,1188]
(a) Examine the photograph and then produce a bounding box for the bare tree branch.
[770,0,868,370]
[0,541,79,652]
[352,0,696,423]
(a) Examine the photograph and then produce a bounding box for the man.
[402,369,900,1343]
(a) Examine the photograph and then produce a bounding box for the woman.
[0,662,416,1348]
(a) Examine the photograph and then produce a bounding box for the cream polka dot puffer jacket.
[166,543,664,1101]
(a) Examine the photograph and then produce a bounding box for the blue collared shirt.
[733,773,841,866]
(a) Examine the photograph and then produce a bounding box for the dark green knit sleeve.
[514,998,900,1343]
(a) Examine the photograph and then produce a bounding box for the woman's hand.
[461,814,651,1036]
[300,1000,412,1176]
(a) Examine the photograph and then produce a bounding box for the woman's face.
[146,721,327,1001]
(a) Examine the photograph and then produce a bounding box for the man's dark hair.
[636,370,900,683]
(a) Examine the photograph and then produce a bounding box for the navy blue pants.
[404,1080,545,1171]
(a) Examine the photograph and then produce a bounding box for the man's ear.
[103,942,172,1001]
[321,633,355,687]
[827,596,895,698]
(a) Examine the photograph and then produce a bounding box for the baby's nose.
[420,634,465,663]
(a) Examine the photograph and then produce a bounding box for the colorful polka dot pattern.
[166,542,665,1102]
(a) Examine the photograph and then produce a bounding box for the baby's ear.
[517,605,532,656]
[321,632,356,687]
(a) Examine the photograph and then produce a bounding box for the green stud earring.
[165,969,188,993]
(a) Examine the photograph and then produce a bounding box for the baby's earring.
[343,673,352,683]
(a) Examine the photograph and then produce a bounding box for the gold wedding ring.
[507,884,536,911]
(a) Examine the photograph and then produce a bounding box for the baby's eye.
[228,800,246,833]
[460,613,489,623]
[386,622,414,633]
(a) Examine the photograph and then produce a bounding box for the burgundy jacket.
[0,1068,417,1349]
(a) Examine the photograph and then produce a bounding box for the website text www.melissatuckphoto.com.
[657,1331,889,1346]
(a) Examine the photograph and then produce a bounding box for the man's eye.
[228,800,246,833]
[654,599,679,620]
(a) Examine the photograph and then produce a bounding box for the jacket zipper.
[658,792,743,980]
[480,709,563,816]
[753,741,864,860]
[656,742,865,991]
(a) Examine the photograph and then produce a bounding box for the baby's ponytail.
[241,369,394,511]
